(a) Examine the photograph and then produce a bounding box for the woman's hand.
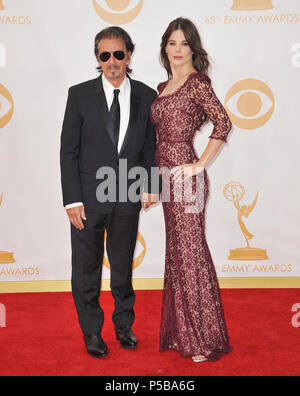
[142,193,161,210]
[171,163,205,183]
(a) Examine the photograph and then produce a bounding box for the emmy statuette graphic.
[231,0,274,11]
[224,182,268,260]
[0,193,16,264]
[0,0,6,11]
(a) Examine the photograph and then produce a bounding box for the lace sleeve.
[189,74,232,143]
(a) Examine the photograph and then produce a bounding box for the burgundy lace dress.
[150,72,232,361]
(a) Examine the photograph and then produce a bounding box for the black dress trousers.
[71,209,139,335]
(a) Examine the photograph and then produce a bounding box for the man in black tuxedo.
[60,27,160,358]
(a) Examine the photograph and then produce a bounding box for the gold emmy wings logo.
[231,0,274,11]
[103,231,146,270]
[203,0,298,25]
[92,0,143,25]
[0,0,6,11]
[224,182,268,260]
[225,79,275,130]
[0,193,16,264]
[0,84,14,129]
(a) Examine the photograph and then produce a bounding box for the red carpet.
[0,289,299,376]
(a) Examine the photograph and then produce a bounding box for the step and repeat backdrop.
[0,0,300,291]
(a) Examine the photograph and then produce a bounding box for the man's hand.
[142,193,160,210]
[66,205,87,230]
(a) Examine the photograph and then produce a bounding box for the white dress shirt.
[65,75,131,210]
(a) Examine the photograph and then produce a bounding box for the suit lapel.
[119,79,141,157]
[93,75,116,148]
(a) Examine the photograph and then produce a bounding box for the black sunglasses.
[99,51,126,62]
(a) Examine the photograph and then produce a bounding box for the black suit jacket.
[60,75,160,215]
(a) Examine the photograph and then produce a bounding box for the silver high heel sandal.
[192,355,208,363]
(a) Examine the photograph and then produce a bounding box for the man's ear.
[127,51,132,65]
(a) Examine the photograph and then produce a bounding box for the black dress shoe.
[84,334,108,358]
[115,327,138,349]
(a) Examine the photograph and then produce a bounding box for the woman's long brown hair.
[160,18,210,79]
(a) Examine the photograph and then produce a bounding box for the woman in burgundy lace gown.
[150,18,233,363]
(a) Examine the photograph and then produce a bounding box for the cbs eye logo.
[225,79,275,130]
[103,231,146,270]
[0,83,14,129]
[92,0,144,25]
